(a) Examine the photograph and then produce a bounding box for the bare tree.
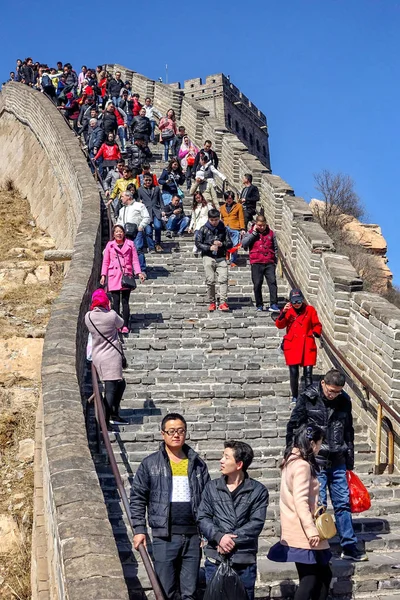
[313,170,365,233]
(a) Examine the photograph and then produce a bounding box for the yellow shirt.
[110,178,137,199]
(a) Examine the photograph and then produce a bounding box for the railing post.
[375,403,383,475]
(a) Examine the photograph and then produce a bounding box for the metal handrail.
[90,364,165,600]
[278,250,398,474]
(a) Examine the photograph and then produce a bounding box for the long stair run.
[91,151,400,599]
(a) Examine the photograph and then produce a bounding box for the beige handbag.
[314,506,337,540]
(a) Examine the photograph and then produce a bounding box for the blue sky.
[1,0,399,282]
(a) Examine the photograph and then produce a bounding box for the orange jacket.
[220,202,245,230]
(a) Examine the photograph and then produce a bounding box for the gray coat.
[85,308,124,380]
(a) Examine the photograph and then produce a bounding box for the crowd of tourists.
[9,59,369,600]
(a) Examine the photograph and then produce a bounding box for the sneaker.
[148,248,155,254]
[268,304,280,313]
[208,303,217,312]
[341,546,368,561]
[166,231,172,238]
[256,306,263,312]
[290,397,297,407]
[230,262,237,268]
[110,414,129,425]
[155,244,163,252]
[219,302,230,312]
[121,326,129,334]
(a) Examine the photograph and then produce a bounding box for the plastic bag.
[346,470,371,513]
[203,559,248,600]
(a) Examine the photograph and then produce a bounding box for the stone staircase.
[91,151,400,599]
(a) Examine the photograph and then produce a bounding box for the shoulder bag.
[314,505,337,540]
[115,249,137,290]
[88,314,127,369]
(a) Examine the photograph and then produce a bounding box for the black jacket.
[87,126,104,152]
[127,143,153,170]
[130,442,210,537]
[171,133,185,159]
[195,221,233,258]
[240,184,260,214]
[107,78,124,97]
[193,148,219,174]
[137,185,164,220]
[197,476,268,564]
[158,169,185,196]
[103,111,118,135]
[131,115,152,139]
[164,200,185,218]
[20,64,34,85]
[286,383,355,470]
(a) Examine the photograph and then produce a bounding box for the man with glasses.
[286,368,368,562]
[130,413,210,599]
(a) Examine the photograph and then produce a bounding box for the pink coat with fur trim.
[279,451,330,550]
[101,239,141,291]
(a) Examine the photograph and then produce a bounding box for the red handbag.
[346,470,371,513]
[187,156,195,166]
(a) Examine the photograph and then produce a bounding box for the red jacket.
[243,226,278,264]
[94,143,121,161]
[276,305,322,366]
[132,98,143,116]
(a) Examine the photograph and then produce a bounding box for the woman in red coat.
[94,133,121,178]
[276,288,322,404]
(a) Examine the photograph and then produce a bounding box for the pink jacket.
[101,239,141,291]
[279,450,330,550]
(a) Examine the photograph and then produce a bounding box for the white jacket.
[189,203,214,232]
[117,202,150,229]
[145,104,161,120]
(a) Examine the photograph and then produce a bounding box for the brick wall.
[0,83,128,600]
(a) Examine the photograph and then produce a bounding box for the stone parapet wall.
[0,84,128,599]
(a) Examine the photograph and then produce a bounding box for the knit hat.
[289,289,304,304]
[90,288,110,310]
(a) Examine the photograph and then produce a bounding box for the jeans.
[151,534,201,600]
[167,215,190,235]
[111,96,119,107]
[203,256,228,304]
[150,120,156,142]
[294,563,332,600]
[289,365,313,399]
[103,379,126,425]
[317,463,357,548]
[250,262,278,307]
[145,217,163,249]
[226,226,241,263]
[162,192,173,205]
[117,125,126,152]
[163,139,173,161]
[205,559,257,600]
[133,231,146,272]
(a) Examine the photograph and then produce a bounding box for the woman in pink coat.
[268,424,332,600]
[85,289,127,429]
[100,224,145,334]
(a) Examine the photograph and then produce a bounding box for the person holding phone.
[275,289,322,404]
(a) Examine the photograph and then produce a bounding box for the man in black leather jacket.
[197,441,268,600]
[130,413,209,600]
[286,368,367,562]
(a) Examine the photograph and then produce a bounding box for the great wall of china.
[0,65,400,599]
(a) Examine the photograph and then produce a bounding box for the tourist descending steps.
[197,441,269,600]
[163,195,190,238]
[85,289,127,429]
[107,165,137,217]
[192,139,219,173]
[116,191,150,274]
[239,173,260,227]
[100,224,145,334]
[130,413,210,600]
[195,209,233,312]
[286,369,368,562]
[220,190,246,268]
[275,289,322,403]
[242,214,279,313]
[268,424,332,600]
[137,174,165,253]
[159,108,178,162]
[158,157,185,205]
[187,192,214,255]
